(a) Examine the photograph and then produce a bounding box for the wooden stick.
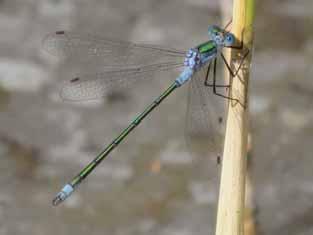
[215,0,255,235]
[244,170,257,235]
[244,134,259,235]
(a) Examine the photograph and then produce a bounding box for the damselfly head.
[208,25,222,39]
[208,25,235,47]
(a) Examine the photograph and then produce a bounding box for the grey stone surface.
[0,0,312,234]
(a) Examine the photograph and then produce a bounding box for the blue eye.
[224,34,235,45]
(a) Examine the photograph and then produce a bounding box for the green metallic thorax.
[197,40,217,54]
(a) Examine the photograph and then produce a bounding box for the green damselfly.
[43,23,248,206]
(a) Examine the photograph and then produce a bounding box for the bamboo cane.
[215,0,255,234]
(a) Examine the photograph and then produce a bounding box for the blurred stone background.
[0,0,313,235]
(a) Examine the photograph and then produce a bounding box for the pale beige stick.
[215,0,255,234]
[220,1,258,234]
[244,171,257,235]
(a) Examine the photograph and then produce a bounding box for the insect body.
[43,25,247,206]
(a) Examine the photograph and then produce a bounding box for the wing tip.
[70,77,81,83]
[218,116,223,124]
[55,30,65,35]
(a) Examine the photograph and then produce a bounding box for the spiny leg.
[204,58,239,102]
[221,30,250,107]
[212,58,239,102]
[222,28,250,76]
[221,49,249,78]
[204,61,229,88]
[223,19,232,32]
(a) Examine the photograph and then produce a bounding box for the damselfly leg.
[204,28,250,104]
[204,58,238,102]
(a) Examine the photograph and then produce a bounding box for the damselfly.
[43,24,248,206]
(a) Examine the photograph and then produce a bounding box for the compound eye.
[225,34,235,45]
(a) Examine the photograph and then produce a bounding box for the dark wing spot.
[70,77,80,83]
[218,116,223,124]
[55,31,65,35]
[217,155,221,165]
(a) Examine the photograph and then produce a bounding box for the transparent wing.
[42,31,185,67]
[185,64,227,160]
[61,62,182,101]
